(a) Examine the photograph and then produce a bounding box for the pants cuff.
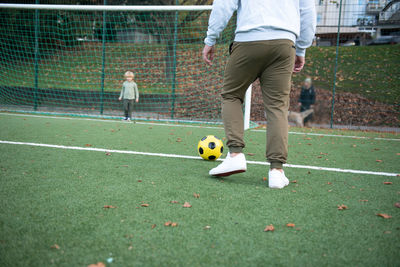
[270,161,283,169]
[229,146,243,153]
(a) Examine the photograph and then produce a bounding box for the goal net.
[0,4,237,124]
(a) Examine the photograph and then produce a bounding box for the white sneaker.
[268,169,290,189]
[209,152,247,177]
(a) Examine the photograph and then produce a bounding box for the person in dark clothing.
[298,77,316,125]
[354,36,360,46]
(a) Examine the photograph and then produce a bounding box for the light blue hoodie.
[204,0,316,57]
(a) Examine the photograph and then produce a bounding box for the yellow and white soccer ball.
[197,135,224,161]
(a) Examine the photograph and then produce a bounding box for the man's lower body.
[209,40,295,189]
[123,99,134,121]
[301,105,313,125]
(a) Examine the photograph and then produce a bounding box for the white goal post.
[0,4,212,11]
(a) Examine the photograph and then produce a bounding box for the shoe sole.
[269,185,286,189]
[211,169,246,177]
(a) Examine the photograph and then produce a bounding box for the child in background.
[118,71,139,121]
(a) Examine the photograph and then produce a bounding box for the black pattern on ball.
[201,136,207,141]
[208,155,216,160]
[208,142,216,149]
[199,147,204,154]
[220,147,223,153]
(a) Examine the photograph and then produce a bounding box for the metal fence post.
[170,0,179,119]
[100,0,107,115]
[330,0,343,128]
[33,0,39,110]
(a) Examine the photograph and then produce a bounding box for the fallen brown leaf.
[183,202,192,208]
[170,200,179,204]
[50,244,60,249]
[396,153,400,156]
[263,177,267,181]
[151,224,156,229]
[264,224,275,232]
[176,138,182,142]
[105,152,111,156]
[395,202,400,208]
[376,159,382,162]
[193,193,200,198]
[337,204,348,210]
[85,144,92,147]
[286,223,295,227]
[377,213,392,219]
[88,262,105,267]
[359,199,368,202]
[103,205,116,209]
[383,182,393,185]
[327,182,332,185]
[137,180,142,182]
[204,225,211,230]
[291,180,297,184]
[171,222,178,227]
[141,204,149,207]
[164,221,172,226]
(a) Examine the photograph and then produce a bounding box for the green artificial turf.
[0,113,399,266]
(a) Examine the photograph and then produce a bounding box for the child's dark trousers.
[123,99,134,119]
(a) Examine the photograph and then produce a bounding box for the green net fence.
[0,2,399,130]
[0,5,235,123]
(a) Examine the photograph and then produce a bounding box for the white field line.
[1,112,399,141]
[0,112,223,130]
[0,140,398,177]
[252,129,400,141]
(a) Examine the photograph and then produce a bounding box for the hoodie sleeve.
[204,0,239,46]
[311,87,316,104]
[134,83,139,99]
[296,0,317,57]
[119,83,125,99]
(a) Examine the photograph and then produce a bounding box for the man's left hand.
[202,45,215,66]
